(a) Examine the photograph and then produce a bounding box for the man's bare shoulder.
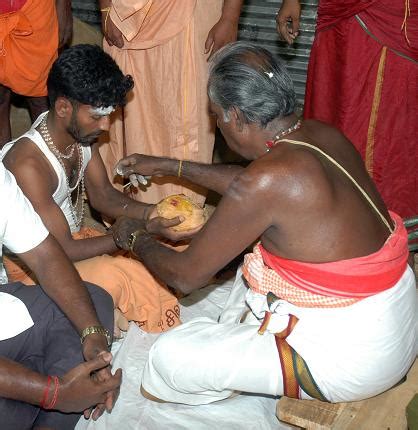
[3,137,56,191]
[242,145,331,205]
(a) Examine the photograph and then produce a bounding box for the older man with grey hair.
[112,41,416,406]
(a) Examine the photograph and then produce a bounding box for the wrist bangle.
[41,375,60,410]
[40,375,52,408]
[177,160,183,178]
[45,376,60,410]
[81,325,111,347]
[127,228,147,253]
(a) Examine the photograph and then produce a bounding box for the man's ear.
[55,97,73,119]
[230,107,244,132]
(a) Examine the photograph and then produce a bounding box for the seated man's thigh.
[143,317,282,403]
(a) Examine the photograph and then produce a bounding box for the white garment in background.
[1,111,91,233]
[0,162,49,340]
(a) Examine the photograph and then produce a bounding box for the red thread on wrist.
[45,376,60,410]
[40,375,52,408]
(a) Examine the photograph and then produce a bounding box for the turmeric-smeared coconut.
[156,194,206,232]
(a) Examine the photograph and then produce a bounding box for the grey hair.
[208,41,296,127]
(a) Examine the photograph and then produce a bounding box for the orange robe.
[3,227,181,333]
[100,0,223,205]
[0,0,58,97]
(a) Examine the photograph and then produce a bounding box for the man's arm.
[0,354,121,413]
[98,0,124,48]
[205,0,244,59]
[0,162,120,416]
[55,0,73,48]
[3,146,118,261]
[20,235,108,351]
[85,144,153,220]
[113,164,274,293]
[116,154,245,196]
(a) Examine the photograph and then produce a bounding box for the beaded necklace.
[265,119,302,152]
[39,115,85,228]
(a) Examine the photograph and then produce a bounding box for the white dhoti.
[142,266,417,405]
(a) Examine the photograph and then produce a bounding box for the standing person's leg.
[0,84,12,147]
[26,96,49,123]
[0,282,114,430]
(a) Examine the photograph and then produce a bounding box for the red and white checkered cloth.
[242,245,359,308]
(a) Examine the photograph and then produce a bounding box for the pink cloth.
[258,211,408,299]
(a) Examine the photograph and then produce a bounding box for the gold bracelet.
[80,326,111,347]
[100,7,111,33]
[177,160,183,178]
[127,229,147,253]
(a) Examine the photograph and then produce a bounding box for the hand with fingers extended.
[112,214,199,249]
[147,216,203,242]
[114,154,174,188]
[55,352,122,416]
[276,0,301,45]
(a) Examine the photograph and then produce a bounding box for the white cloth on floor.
[75,279,291,430]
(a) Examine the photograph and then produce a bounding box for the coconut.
[156,194,206,232]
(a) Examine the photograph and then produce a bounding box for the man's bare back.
[252,119,392,263]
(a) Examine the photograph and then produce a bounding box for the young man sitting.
[2,44,182,334]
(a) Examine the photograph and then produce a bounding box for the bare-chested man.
[113,41,416,405]
[2,44,183,334]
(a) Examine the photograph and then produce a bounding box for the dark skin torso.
[113,119,393,293]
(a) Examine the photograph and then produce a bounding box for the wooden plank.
[277,359,417,429]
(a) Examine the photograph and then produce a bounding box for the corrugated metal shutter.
[71,0,318,109]
[239,0,318,111]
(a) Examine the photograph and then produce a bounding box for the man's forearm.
[0,358,47,406]
[21,236,102,334]
[221,0,244,23]
[90,186,152,220]
[155,158,244,195]
[64,234,118,262]
[131,232,206,293]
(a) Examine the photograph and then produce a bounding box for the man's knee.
[85,282,114,308]
[148,329,190,372]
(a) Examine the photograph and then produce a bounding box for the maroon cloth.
[304,0,418,218]
[0,0,27,14]
[316,0,377,31]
